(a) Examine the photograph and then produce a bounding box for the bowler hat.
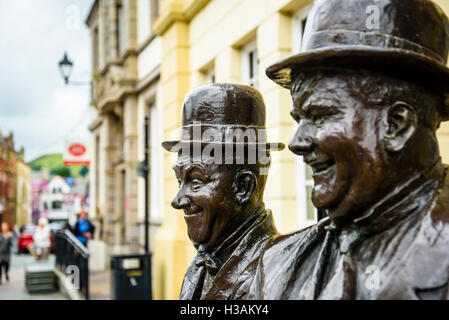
[161,83,285,152]
[266,0,449,92]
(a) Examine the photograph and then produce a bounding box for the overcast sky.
[0,0,93,162]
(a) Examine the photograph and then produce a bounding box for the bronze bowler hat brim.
[266,0,449,93]
[161,140,285,153]
[161,83,285,153]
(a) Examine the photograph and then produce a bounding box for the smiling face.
[289,71,390,223]
[171,155,241,249]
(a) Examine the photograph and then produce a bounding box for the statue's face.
[289,73,387,222]
[171,156,239,249]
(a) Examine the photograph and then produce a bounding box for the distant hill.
[28,153,87,178]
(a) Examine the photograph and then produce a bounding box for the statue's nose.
[289,121,314,156]
[171,191,191,210]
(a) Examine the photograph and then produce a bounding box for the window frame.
[116,1,127,57]
[145,98,163,224]
[291,3,313,54]
[292,4,316,229]
[205,67,216,84]
[241,39,259,88]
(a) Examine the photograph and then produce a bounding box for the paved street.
[0,253,68,300]
[90,269,111,300]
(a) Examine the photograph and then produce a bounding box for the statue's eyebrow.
[301,95,342,114]
[185,163,208,178]
[172,164,183,180]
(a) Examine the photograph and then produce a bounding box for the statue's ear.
[384,101,418,153]
[234,170,257,205]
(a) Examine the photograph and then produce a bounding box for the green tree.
[51,166,71,177]
[80,166,89,177]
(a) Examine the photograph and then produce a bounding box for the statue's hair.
[291,68,448,130]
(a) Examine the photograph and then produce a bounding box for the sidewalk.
[0,253,113,300]
[0,254,67,300]
[89,269,111,300]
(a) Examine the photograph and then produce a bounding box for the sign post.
[63,141,90,166]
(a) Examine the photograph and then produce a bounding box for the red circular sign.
[68,143,86,156]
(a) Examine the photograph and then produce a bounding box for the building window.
[93,27,100,71]
[150,0,160,27]
[205,67,215,84]
[241,39,258,88]
[117,1,126,56]
[146,101,162,223]
[292,3,312,53]
[52,200,63,210]
[293,4,315,229]
[296,153,317,229]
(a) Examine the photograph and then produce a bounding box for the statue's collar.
[325,161,446,237]
[195,206,268,275]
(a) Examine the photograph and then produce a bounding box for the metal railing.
[55,229,90,300]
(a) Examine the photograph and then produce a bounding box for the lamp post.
[137,116,150,254]
[58,52,92,98]
[58,52,73,85]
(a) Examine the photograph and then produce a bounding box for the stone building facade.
[86,0,162,254]
[0,133,17,227]
[15,153,31,228]
[0,132,30,228]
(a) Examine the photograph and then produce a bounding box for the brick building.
[0,132,17,227]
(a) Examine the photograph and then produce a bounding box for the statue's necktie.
[299,226,363,299]
[195,246,222,276]
[317,227,364,300]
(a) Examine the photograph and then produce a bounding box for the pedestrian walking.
[33,218,51,261]
[73,207,95,247]
[0,222,13,284]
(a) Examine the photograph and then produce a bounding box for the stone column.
[256,12,299,233]
[123,95,140,251]
[101,113,118,246]
[153,20,191,300]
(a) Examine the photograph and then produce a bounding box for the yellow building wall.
[152,0,449,300]
[153,0,312,300]
[433,0,449,164]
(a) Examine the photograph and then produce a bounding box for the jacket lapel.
[378,198,449,299]
[179,255,207,300]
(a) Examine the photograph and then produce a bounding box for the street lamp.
[58,52,73,85]
[58,51,92,100]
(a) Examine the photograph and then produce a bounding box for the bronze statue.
[235,0,449,300]
[162,83,284,299]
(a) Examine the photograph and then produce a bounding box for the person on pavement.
[73,207,95,247]
[0,222,13,284]
[33,218,51,261]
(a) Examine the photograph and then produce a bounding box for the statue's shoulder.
[427,167,449,227]
[261,226,313,262]
[413,171,449,250]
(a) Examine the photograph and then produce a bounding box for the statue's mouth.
[184,209,203,218]
[307,158,336,177]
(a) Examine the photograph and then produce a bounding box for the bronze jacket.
[179,208,278,300]
[236,164,449,300]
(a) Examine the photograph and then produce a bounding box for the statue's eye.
[191,178,204,190]
[312,115,328,125]
[308,105,338,125]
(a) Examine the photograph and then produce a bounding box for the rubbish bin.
[110,253,151,300]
